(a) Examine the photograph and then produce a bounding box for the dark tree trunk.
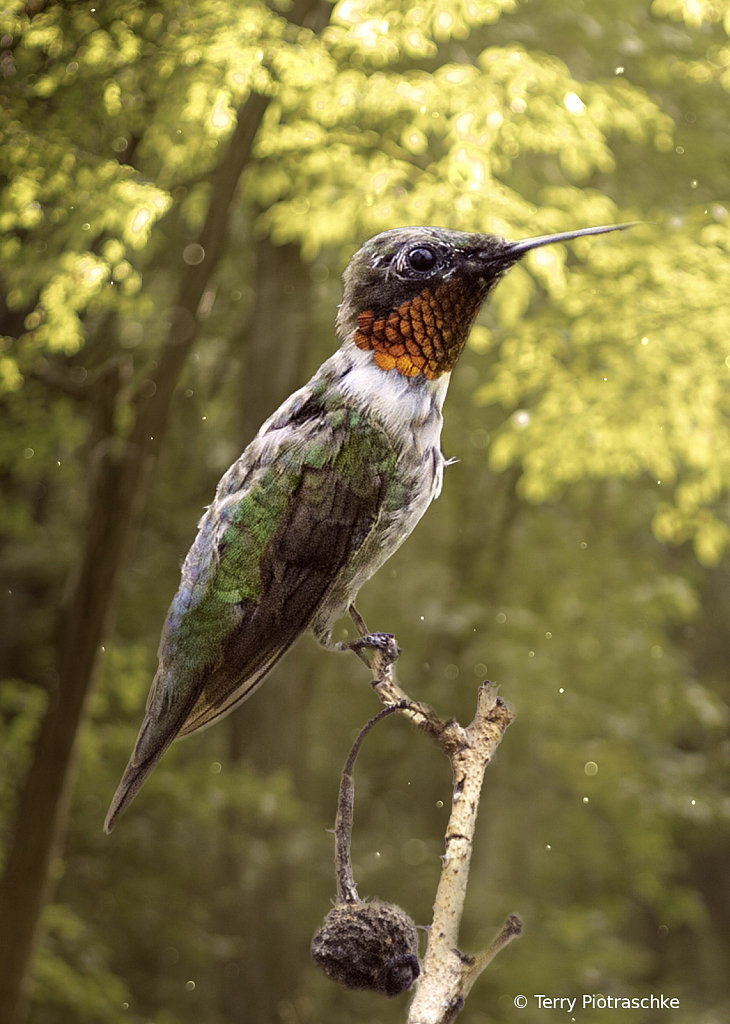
[0,91,270,1024]
[237,238,315,449]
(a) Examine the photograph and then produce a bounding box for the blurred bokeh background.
[2,0,730,1022]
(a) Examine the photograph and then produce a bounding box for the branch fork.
[367,643,521,1024]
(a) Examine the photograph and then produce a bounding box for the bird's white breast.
[336,342,450,463]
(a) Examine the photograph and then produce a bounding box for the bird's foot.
[334,605,402,670]
[321,604,401,669]
[335,631,401,666]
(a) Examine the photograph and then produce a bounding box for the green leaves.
[477,217,730,563]
[33,905,132,1024]
[331,0,516,57]
[250,47,669,255]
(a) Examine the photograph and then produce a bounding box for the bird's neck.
[320,341,450,444]
[338,278,486,382]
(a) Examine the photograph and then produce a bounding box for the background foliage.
[2,0,730,1021]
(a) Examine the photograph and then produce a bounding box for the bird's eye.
[407,246,437,273]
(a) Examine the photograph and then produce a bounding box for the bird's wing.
[104,407,396,831]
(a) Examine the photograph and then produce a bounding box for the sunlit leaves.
[478,216,730,563]
[332,0,516,59]
[652,0,730,28]
[249,47,668,259]
[650,0,730,92]
[0,0,671,401]
[0,124,170,373]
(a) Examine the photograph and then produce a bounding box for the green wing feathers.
[104,410,398,831]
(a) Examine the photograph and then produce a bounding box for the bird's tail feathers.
[104,669,196,833]
[104,635,300,832]
[103,727,172,833]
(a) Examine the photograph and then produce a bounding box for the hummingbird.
[104,221,633,832]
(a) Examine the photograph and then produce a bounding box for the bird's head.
[336,223,634,381]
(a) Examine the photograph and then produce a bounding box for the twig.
[459,914,523,997]
[312,702,421,998]
[334,703,411,904]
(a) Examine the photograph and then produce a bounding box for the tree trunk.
[0,90,270,1024]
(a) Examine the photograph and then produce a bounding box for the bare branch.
[363,647,519,1023]
[334,703,411,904]
[460,914,523,998]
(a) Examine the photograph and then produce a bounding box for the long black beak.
[506,221,639,255]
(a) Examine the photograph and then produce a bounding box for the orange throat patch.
[353,280,483,380]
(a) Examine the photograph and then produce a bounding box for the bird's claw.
[335,631,402,669]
